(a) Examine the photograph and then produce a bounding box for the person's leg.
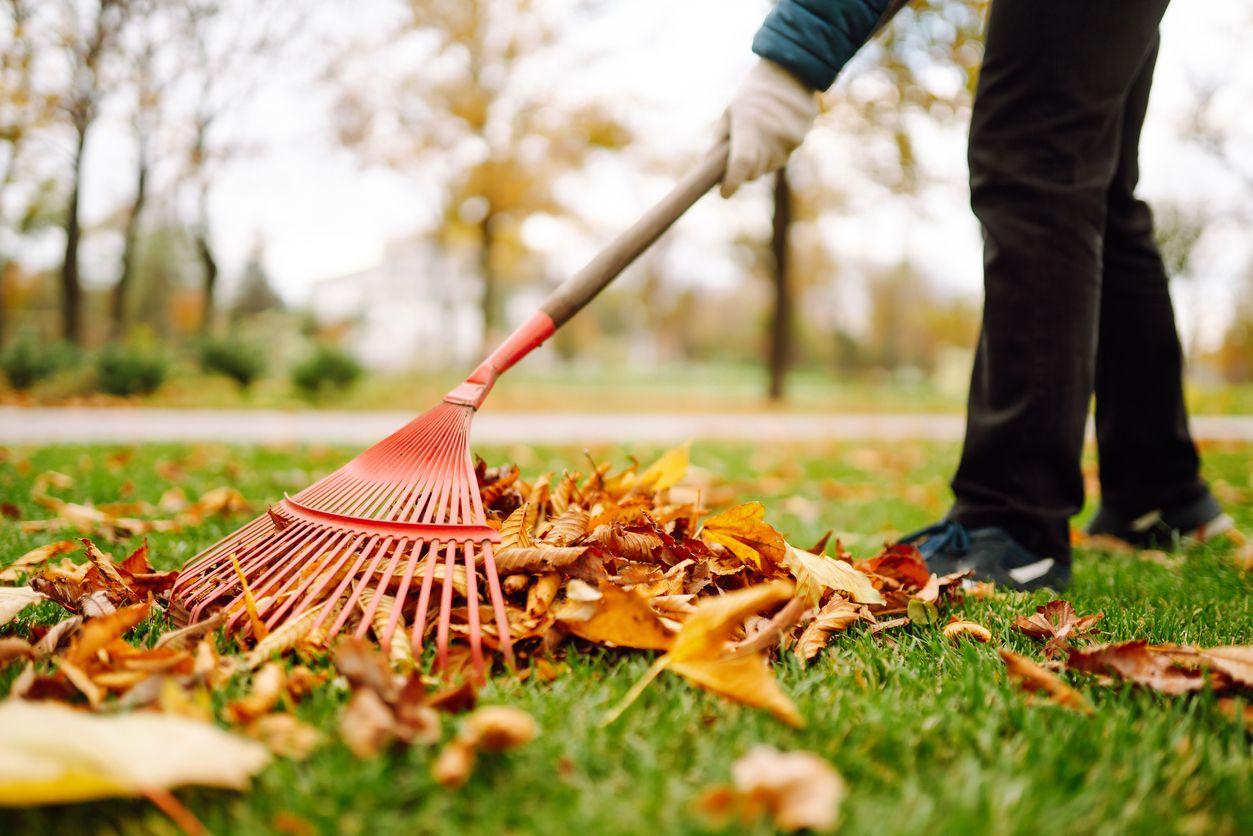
[1090,38,1222,540]
[948,0,1170,562]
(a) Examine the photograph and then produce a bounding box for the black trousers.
[950,0,1208,560]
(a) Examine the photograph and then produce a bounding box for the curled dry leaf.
[999,649,1092,714]
[244,713,324,761]
[942,618,992,644]
[698,746,845,833]
[795,599,862,662]
[0,699,271,806]
[225,663,288,725]
[0,637,34,666]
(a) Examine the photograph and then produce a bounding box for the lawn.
[1,439,1251,835]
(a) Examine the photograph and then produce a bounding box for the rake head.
[169,394,521,677]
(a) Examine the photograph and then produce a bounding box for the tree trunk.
[767,166,793,402]
[112,150,149,339]
[478,211,499,356]
[196,185,217,335]
[60,127,88,345]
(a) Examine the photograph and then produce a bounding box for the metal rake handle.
[446,141,729,408]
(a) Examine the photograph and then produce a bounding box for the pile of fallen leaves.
[1,445,1250,833]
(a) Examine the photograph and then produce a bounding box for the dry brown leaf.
[999,649,1093,713]
[433,705,538,788]
[699,746,845,832]
[795,599,863,662]
[1013,600,1104,657]
[225,663,288,724]
[0,637,34,666]
[493,544,588,576]
[31,616,82,658]
[245,713,324,761]
[698,502,787,571]
[64,602,150,670]
[0,586,44,627]
[0,540,81,582]
[1066,641,1208,695]
[0,699,270,805]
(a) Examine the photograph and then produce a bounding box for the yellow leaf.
[784,545,883,607]
[636,443,690,491]
[668,654,803,727]
[0,700,271,806]
[0,540,80,583]
[669,581,795,663]
[698,502,786,570]
[794,599,862,662]
[555,584,675,650]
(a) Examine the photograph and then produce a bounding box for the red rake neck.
[444,311,556,409]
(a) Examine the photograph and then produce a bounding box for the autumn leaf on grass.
[0,586,45,627]
[942,618,992,644]
[1013,600,1104,657]
[555,583,675,650]
[784,545,883,607]
[1066,641,1208,695]
[0,540,80,583]
[698,746,845,832]
[0,699,270,806]
[794,598,863,662]
[432,706,538,788]
[335,638,440,759]
[698,503,786,571]
[605,580,803,727]
[999,649,1093,714]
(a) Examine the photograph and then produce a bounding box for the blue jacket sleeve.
[752,0,901,91]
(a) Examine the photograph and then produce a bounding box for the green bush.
[95,344,167,396]
[0,338,75,391]
[291,345,362,401]
[197,337,266,389]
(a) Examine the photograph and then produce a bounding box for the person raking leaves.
[721,0,1231,591]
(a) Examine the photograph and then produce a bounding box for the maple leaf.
[606,581,802,727]
[1066,641,1207,695]
[784,545,883,607]
[1012,600,1103,657]
[0,700,270,806]
[698,502,787,571]
[999,649,1093,714]
[698,746,845,832]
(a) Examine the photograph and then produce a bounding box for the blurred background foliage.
[0,0,1250,408]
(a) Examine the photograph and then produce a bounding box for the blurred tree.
[111,0,175,338]
[230,239,283,322]
[50,0,133,344]
[331,0,632,354]
[0,0,58,347]
[1214,266,1253,383]
[174,0,296,335]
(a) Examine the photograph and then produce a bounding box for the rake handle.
[447,141,728,408]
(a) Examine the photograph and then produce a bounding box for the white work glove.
[718,58,819,198]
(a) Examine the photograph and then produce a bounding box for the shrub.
[95,344,167,397]
[197,337,266,389]
[291,345,362,401]
[0,338,75,391]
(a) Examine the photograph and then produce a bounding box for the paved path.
[4,407,1253,445]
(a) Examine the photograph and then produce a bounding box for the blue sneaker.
[898,520,1070,591]
[1087,492,1232,550]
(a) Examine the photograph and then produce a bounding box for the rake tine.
[463,541,484,678]
[315,535,384,636]
[355,538,407,640]
[379,540,421,650]
[411,540,440,655]
[328,536,394,638]
[436,541,457,671]
[480,541,515,670]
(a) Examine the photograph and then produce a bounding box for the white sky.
[56,0,1253,349]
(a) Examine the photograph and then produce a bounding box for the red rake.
[169,146,727,677]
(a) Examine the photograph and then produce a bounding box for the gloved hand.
[718,58,819,198]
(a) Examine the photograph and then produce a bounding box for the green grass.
[1,441,1251,835]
